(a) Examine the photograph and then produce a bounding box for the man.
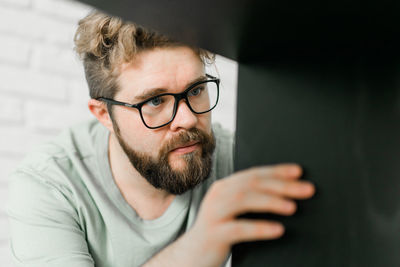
[7,11,315,267]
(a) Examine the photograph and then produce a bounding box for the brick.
[31,43,84,77]
[0,36,31,66]
[0,0,31,8]
[0,125,53,156]
[0,64,68,100]
[0,7,45,40]
[25,101,92,132]
[0,6,77,46]
[32,0,91,22]
[0,158,22,185]
[41,17,77,46]
[0,95,23,123]
[68,79,90,107]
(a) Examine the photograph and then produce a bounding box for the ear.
[88,99,115,133]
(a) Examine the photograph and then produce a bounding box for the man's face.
[110,46,215,194]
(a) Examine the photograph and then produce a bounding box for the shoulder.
[10,119,107,195]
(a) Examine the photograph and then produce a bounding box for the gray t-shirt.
[7,119,234,267]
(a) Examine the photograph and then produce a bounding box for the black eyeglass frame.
[97,74,220,129]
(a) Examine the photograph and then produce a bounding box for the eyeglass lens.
[141,81,218,128]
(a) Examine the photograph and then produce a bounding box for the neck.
[108,132,175,220]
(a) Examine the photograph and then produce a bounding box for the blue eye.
[147,97,162,107]
[189,86,203,97]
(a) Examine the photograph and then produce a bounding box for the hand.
[187,163,315,267]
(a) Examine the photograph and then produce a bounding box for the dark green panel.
[233,54,400,266]
[77,0,400,62]
[77,0,247,59]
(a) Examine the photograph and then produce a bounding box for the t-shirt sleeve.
[7,170,95,267]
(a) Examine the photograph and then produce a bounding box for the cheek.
[198,112,212,133]
[115,108,143,134]
[115,109,163,154]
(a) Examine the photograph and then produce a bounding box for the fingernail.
[284,202,296,212]
[288,165,301,176]
[301,183,314,194]
[271,224,284,234]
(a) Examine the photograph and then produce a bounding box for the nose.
[169,100,198,131]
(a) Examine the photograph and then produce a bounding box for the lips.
[171,141,199,151]
[169,141,200,154]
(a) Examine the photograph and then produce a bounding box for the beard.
[113,122,216,195]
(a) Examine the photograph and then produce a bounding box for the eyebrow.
[133,75,208,102]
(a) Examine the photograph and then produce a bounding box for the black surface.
[76,0,400,265]
[77,0,400,62]
[77,0,246,59]
[233,51,400,266]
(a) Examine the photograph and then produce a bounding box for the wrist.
[185,224,231,267]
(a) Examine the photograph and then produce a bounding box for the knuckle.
[231,223,246,237]
[280,181,292,192]
[207,180,225,199]
[210,180,223,193]
[253,223,267,236]
[207,182,220,199]
[288,182,304,195]
[280,180,298,194]
[268,198,284,212]
[247,173,262,190]
[246,166,262,177]
[233,190,246,203]
[272,166,288,179]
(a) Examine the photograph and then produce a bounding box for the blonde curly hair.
[74,10,214,101]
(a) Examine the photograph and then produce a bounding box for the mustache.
[161,128,211,155]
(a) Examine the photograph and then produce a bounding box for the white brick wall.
[0,36,31,66]
[0,0,238,266]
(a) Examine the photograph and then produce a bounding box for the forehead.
[116,47,205,100]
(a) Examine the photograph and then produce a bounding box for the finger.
[223,219,285,244]
[252,178,315,200]
[225,164,303,192]
[235,166,315,199]
[252,164,303,181]
[217,192,297,220]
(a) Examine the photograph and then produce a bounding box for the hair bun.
[74,11,135,65]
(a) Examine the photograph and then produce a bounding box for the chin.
[168,151,197,170]
[168,157,189,171]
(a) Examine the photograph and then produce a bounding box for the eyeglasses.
[97,74,220,129]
